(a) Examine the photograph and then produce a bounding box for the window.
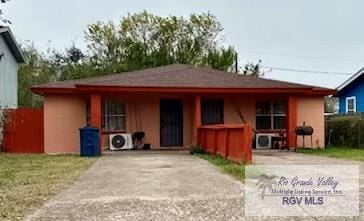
[201,99,224,125]
[256,101,286,130]
[86,100,126,132]
[346,96,356,113]
[102,100,126,131]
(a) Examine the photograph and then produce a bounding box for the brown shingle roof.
[33,64,332,91]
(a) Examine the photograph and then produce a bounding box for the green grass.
[0,154,96,221]
[297,146,364,161]
[197,154,245,182]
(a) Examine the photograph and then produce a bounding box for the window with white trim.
[346,96,356,113]
[256,101,286,130]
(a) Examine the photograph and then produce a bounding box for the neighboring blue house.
[337,68,364,114]
[0,26,25,108]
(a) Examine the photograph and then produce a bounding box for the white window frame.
[346,96,356,113]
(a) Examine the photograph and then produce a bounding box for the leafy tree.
[18,11,246,107]
[84,11,236,74]
[242,60,263,77]
[18,43,57,107]
[50,44,90,80]
[53,44,85,66]
[203,48,236,71]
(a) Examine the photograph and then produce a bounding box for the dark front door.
[160,99,183,147]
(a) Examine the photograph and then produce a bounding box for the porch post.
[193,95,201,144]
[90,94,102,130]
[286,96,297,148]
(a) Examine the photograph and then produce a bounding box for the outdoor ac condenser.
[255,133,275,149]
[109,133,133,150]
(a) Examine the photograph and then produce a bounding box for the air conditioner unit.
[109,133,133,150]
[256,133,275,149]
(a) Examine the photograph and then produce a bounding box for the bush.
[326,116,364,148]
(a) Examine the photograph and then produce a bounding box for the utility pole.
[235,52,238,73]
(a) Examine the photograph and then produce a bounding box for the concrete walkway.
[26,152,244,221]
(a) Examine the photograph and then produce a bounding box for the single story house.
[337,67,364,114]
[32,64,335,153]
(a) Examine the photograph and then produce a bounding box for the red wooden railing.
[198,124,252,163]
[2,108,44,153]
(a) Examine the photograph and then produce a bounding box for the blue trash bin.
[80,127,100,157]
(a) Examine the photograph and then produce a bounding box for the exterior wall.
[297,96,325,148]
[42,93,326,153]
[126,95,160,149]
[100,94,193,149]
[130,95,325,149]
[0,36,18,108]
[100,94,255,149]
[44,95,86,153]
[223,95,256,127]
[224,95,325,148]
[339,96,346,114]
[338,76,364,113]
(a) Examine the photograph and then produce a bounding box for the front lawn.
[197,154,245,182]
[0,154,96,221]
[297,147,364,161]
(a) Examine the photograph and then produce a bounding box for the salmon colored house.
[31,64,335,154]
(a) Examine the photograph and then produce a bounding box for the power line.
[261,66,353,76]
[242,50,364,63]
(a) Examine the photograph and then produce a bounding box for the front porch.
[32,64,332,154]
[86,92,300,152]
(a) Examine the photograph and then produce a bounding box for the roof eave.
[31,84,336,96]
[0,27,26,63]
[31,87,76,95]
[337,68,364,92]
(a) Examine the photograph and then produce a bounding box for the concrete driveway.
[26,151,244,221]
[26,151,364,221]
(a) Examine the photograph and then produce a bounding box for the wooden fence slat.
[198,124,252,163]
[3,108,44,153]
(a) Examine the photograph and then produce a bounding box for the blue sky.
[3,0,364,88]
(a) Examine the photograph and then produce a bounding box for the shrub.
[326,116,364,148]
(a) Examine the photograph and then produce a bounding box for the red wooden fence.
[198,124,252,163]
[2,108,44,153]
